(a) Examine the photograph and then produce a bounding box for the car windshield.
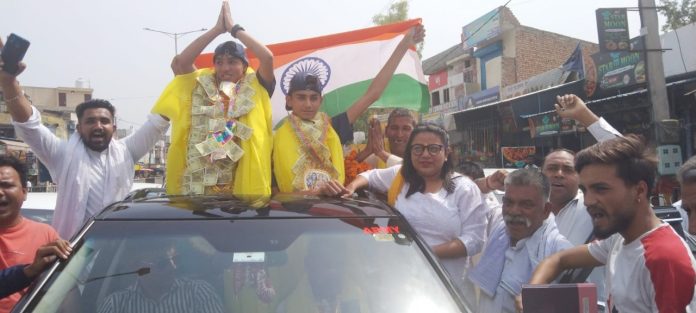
[23,217,463,313]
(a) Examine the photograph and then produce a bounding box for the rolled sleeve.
[587,117,621,142]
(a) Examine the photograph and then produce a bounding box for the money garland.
[288,112,339,191]
[181,72,256,195]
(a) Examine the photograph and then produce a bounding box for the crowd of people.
[2,2,696,312]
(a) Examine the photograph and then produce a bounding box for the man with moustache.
[467,169,572,313]
[528,135,696,313]
[0,40,170,239]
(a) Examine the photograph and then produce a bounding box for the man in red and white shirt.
[0,156,62,313]
[526,135,696,313]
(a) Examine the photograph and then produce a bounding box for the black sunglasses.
[410,144,444,156]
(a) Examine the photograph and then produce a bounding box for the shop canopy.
[450,79,585,129]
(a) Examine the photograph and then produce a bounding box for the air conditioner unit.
[657,144,682,175]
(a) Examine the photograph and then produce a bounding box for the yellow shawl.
[152,67,272,197]
[273,113,345,193]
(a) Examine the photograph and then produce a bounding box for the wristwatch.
[230,24,245,38]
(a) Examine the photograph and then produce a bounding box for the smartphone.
[1,33,30,75]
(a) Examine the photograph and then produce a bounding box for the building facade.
[422,6,598,167]
[0,83,92,185]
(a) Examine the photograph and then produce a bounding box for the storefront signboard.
[501,68,567,100]
[584,48,645,96]
[527,111,577,138]
[459,86,500,110]
[430,100,459,114]
[596,8,631,52]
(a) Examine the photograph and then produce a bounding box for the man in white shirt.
[468,169,572,313]
[0,39,170,239]
[548,94,621,244]
[528,135,696,313]
[541,94,623,302]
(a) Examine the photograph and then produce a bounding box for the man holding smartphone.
[0,35,171,239]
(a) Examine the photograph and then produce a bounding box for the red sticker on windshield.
[363,226,400,234]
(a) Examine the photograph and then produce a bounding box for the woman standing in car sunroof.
[319,123,487,294]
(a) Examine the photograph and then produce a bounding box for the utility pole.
[638,0,670,134]
[143,27,207,55]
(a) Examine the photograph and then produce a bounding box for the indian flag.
[194,19,429,127]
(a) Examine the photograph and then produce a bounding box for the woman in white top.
[320,123,488,293]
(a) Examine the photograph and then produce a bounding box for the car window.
[20,208,54,224]
[24,218,464,313]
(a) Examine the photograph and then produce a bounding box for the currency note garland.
[182,72,256,195]
[288,112,338,191]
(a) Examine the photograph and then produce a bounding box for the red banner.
[428,70,448,90]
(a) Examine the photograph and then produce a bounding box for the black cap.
[286,72,323,110]
[213,41,249,66]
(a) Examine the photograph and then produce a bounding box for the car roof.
[96,194,399,220]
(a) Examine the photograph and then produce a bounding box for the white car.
[21,182,164,224]
[21,192,58,224]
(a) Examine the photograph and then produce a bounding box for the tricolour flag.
[195,19,429,127]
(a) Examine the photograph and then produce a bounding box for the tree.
[352,1,423,134]
[372,0,423,57]
[659,0,696,32]
[372,1,409,25]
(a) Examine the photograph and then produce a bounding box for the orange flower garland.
[344,149,371,185]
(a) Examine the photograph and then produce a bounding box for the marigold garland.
[344,149,371,185]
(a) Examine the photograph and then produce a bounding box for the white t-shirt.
[359,165,488,292]
[588,224,696,312]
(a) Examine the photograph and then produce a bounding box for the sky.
[0,0,663,130]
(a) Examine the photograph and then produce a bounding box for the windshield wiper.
[82,267,150,284]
